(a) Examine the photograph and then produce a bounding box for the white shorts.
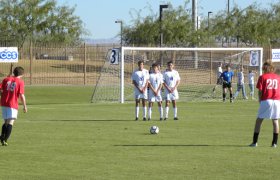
[134,90,148,100]
[148,93,162,102]
[257,100,280,119]
[165,90,179,101]
[2,106,18,120]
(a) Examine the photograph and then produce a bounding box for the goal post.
[91,47,263,103]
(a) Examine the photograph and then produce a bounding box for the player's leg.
[172,100,178,120]
[222,83,227,102]
[0,121,7,144]
[250,118,264,147]
[3,119,14,145]
[233,85,240,99]
[272,119,279,147]
[135,99,140,120]
[229,84,233,103]
[142,98,147,121]
[241,85,248,99]
[165,100,170,120]
[157,101,163,120]
[148,101,153,120]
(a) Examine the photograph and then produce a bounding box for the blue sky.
[57,0,277,39]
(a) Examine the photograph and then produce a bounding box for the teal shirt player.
[221,71,234,83]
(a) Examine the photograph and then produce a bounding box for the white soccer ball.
[150,126,159,134]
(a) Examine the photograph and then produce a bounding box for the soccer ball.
[150,126,159,134]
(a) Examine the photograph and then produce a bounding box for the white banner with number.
[249,51,259,66]
[109,48,120,65]
[272,49,280,62]
[0,47,18,63]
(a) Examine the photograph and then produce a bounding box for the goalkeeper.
[221,64,234,103]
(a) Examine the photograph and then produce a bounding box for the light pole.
[159,4,168,66]
[208,11,212,47]
[159,4,168,47]
[115,20,123,47]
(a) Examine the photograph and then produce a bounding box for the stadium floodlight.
[115,20,123,47]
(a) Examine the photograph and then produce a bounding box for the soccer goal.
[91,47,263,103]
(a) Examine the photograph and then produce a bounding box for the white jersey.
[217,66,223,78]
[163,70,180,100]
[248,72,255,85]
[163,70,181,88]
[149,72,163,91]
[237,71,244,85]
[131,68,149,92]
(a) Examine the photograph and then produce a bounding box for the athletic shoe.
[230,99,233,103]
[164,118,168,120]
[143,118,147,121]
[1,140,8,146]
[148,118,151,121]
[160,118,163,121]
[271,144,277,148]
[249,143,258,147]
[135,117,138,121]
[174,117,179,120]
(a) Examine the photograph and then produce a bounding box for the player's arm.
[172,80,180,92]
[132,80,142,92]
[156,83,163,95]
[258,90,262,103]
[142,80,149,92]
[19,93,27,113]
[148,82,157,94]
[163,82,172,93]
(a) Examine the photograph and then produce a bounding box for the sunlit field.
[0,86,279,179]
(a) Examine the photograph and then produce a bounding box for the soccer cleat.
[223,99,225,103]
[160,118,163,121]
[135,117,139,121]
[143,118,147,121]
[1,140,8,146]
[272,144,277,148]
[249,143,258,147]
[148,118,151,121]
[230,99,233,103]
[164,118,168,120]
[174,117,179,120]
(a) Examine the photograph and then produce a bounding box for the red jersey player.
[0,66,27,146]
[250,61,280,147]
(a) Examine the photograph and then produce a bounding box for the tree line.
[122,0,280,48]
[0,0,86,47]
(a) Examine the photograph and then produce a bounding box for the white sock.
[148,107,152,119]
[135,106,139,118]
[159,107,163,118]
[143,107,147,118]
[173,107,177,118]
[165,107,169,118]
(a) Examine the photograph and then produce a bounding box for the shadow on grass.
[114,144,249,147]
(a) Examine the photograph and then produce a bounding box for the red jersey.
[0,76,25,109]
[256,73,280,101]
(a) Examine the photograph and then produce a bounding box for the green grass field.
[0,86,280,179]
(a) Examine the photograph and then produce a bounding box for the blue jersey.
[221,71,234,83]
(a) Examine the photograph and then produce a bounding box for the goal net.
[91,47,263,103]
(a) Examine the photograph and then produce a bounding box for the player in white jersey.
[212,62,223,93]
[248,70,255,99]
[148,63,163,121]
[163,61,180,120]
[233,67,248,100]
[131,60,149,121]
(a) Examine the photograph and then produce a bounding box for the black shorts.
[223,81,232,89]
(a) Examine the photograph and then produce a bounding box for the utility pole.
[192,0,198,68]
